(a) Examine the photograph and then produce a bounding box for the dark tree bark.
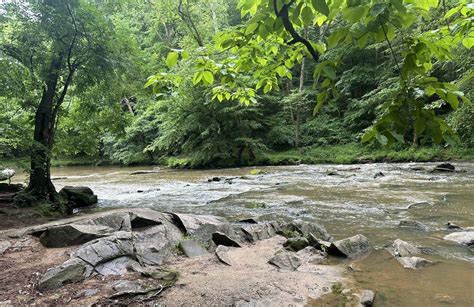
[26,55,64,202]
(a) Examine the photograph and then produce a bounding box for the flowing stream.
[15,162,474,306]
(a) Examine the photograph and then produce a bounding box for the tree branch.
[178,0,204,47]
[273,0,320,62]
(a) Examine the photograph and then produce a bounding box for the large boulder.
[59,186,98,209]
[444,231,474,246]
[39,224,114,248]
[37,258,93,291]
[211,231,242,247]
[327,234,370,259]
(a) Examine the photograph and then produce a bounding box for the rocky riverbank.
[0,208,381,306]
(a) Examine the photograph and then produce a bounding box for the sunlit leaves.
[165,52,179,67]
[311,0,329,16]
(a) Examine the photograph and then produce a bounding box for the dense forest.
[0,0,472,172]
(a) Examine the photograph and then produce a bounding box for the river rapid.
[15,162,474,306]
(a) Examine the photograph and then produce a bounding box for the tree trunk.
[295,56,305,149]
[25,56,63,202]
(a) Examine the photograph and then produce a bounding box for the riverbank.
[2,144,473,169]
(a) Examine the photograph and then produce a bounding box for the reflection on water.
[13,162,474,305]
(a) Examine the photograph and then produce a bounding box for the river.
[15,162,474,306]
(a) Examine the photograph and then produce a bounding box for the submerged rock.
[407,202,431,209]
[38,258,92,291]
[398,220,428,231]
[179,239,209,258]
[268,250,302,271]
[446,222,462,230]
[386,239,420,257]
[397,256,433,269]
[39,224,114,248]
[215,245,232,265]
[59,186,98,209]
[327,234,370,259]
[373,171,384,179]
[444,231,474,246]
[433,163,455,172]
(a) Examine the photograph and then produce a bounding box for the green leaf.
[192,71,203,85]
[376,133,388,146]
[414,118,426,134]
[462,37,474,49]
[311,0,330,16]
[446,92,459,109]
[275,66,287,78]
[301,6,314,25]
[322,65,336,80]
[166,52,179,67]
[202,71,214,84]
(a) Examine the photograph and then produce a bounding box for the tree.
[0,0,114,205]
[155,0,472,146]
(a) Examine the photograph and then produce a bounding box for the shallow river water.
[15,162,474,306]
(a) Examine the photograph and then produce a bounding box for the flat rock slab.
[95,256,138,276]
[179,239,209,258]
[398,220,428,231]
[327,234,370,259]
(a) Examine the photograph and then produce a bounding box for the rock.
[83,289,99,297]
[410,166,425,171]
[373,171,384,179]
[359,289,375,306]
[212,231,242,247]
[307,233,331,251]
[208,177,222,182]
[38,258,92,291]
[129,210,164,229]
[168,212,234,243]
[269,250,302,271]
[327,234,370,259]
[59,186,98,208]
[283,237,309,252]
[444,231,474,246]
[398,220,428,231]
[446,222,462,230]
[407,201,431,209]
[397,256,433,269]
[279,219,333,242]
[39,224,114,248]
[72,232,134,266]
[179,239,209,257]
[130,170,160,175]
[296,246,327,264]
[133,222,183,266]
[215,245,232,265]
[0,240,11,255]
[386,239,420,257]
[95,256,138,276]
[112,280,146,294]
[80,212,132,232]
[433,163,455,172]
[239,222,279,242]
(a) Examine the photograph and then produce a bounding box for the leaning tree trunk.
[25,56,63,203]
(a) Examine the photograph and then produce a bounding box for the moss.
[244,202,267,209]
